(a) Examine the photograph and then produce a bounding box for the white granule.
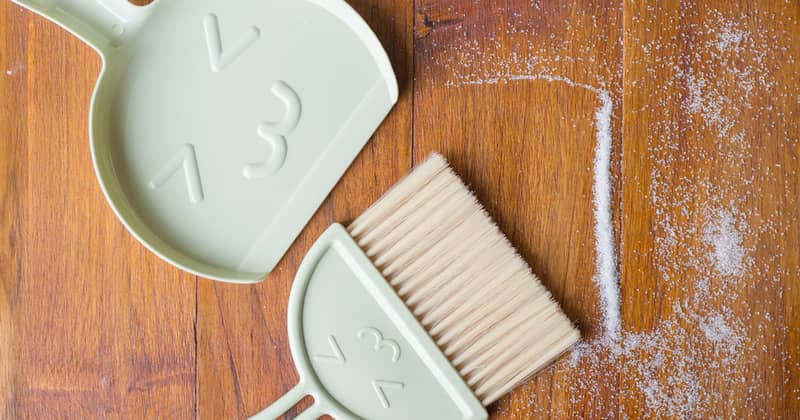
[592,89,620,342]
[422,1,793,418]
[703,209,748,278]
[710,14,748,53]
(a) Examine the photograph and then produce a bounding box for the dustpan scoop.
[12,0,398,282]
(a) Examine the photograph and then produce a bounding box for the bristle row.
[348,154,580,406]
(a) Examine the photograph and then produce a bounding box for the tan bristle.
[347,153,581,406]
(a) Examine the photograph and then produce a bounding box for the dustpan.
[12,0,398,282]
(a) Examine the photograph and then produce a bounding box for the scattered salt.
[591,89,620,342]
[703,208,750,278]
[419,1,794,417]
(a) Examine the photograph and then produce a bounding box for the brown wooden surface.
[1,0,797,419]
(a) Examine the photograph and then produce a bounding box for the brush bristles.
[348,153,581,406]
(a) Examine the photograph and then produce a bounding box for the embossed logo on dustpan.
[12,0,398,282]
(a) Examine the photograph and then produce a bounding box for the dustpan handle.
[11,0,158,54]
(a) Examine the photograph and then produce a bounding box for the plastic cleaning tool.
[11,0,398,282]
[252,154,581,419]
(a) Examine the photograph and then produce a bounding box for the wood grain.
[0,3,27,417]
[1,0,798,419]
[620,1,800,418]
[0,1,196,419]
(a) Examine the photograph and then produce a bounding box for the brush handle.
[250,224,487,420]
[250,380,345,419]
[251,383,308,419]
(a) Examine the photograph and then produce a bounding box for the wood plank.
[620,0,800,418]
[0,2,197,418]
[413,1,623,418]
[195,0,415,417]
[0,3,29,418]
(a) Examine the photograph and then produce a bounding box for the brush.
[253,153,580,420]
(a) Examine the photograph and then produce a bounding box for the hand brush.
[253,153,580,419]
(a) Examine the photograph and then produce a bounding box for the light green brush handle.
[253,381,341,419]
[251,224,488,420]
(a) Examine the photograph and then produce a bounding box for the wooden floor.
[1,0,798,418]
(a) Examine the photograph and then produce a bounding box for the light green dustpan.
[12,0,398,283]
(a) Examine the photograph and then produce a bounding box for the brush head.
[347,153,581,406]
